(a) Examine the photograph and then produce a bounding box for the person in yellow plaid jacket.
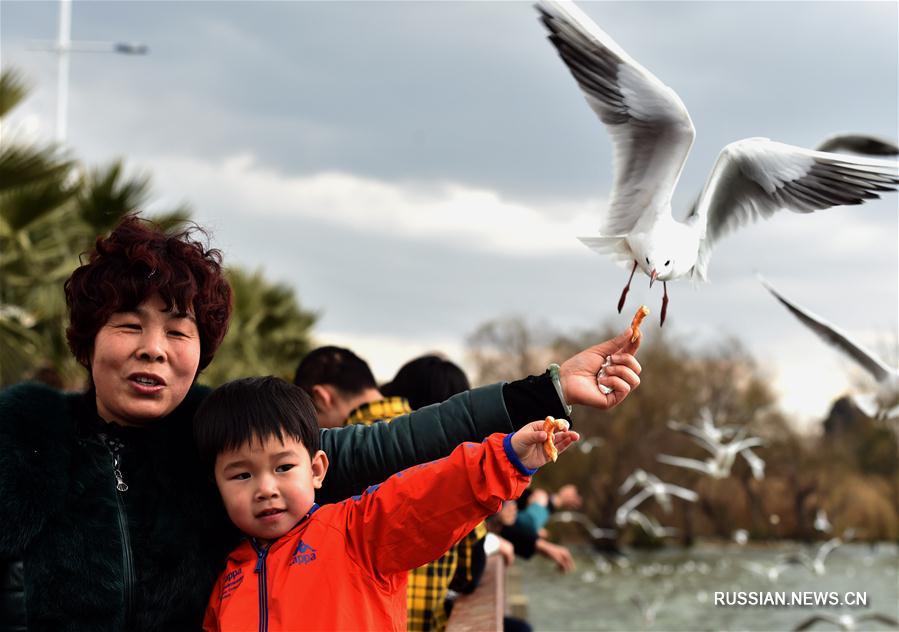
[295,348,484,631]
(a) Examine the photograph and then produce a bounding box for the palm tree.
[0,69,78,384]
[202,267,317,386]
[0,69,192,386]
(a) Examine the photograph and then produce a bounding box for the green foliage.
[75,161,151,232]
[201,268,317,386]
[0,69,28,119]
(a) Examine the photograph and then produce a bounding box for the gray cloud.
[3,1,896,423]
[5,2,895,203]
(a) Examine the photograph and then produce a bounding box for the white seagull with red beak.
[537,1,899,325]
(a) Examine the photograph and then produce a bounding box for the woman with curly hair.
[0,215,642,631]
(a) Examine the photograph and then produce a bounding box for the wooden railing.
[445,555,505,632]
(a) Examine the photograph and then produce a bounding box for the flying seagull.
[617,469,698,514]
[615,482,697,526]
[760,276,899,418]
[667,408,740,446]
[536,1,899,325]
[657,435,763,480]
[618,468,663,495]
[793,612,899,631]
[780,537,846,576]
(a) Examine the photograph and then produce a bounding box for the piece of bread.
[542,416,568,462]
[630,306,650,343]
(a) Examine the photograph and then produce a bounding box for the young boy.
[194,376,578,631]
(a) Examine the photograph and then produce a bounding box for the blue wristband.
[503,433,538,476]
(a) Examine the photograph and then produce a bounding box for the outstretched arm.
[318,384,512,503]
[340,424,578,580]
[319,327,640,504]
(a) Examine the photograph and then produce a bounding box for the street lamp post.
[55,0,71,142]
[35,0,149,142]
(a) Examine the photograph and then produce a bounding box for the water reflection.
[519,543,899,631]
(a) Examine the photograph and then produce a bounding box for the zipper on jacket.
[100,434,134,628]
[251,540,271,632]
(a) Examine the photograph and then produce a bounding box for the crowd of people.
[0,215,643,631]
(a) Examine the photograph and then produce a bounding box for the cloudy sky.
[3,1,897,430]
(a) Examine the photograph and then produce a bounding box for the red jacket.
[203,433,533,631]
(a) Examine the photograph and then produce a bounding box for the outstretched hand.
[536,539,576,573]
[511,419,579,470]
[559,327,642,410]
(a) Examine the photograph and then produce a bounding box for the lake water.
[517,542,898,631]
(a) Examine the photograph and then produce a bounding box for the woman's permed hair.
[64,214,232,371]
[193,376,321,470]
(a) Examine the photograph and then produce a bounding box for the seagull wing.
[668,419,722,453]
[687,430,724,455]
[687,138,899,281]
[816,134,899,156]
[760,277,896,383]
[739,448,766,480]
[683,134,898,222]
[537,1,695,235]
[619,470,640,495]
[626,509,656,534]
[657,454,711,475]
[861,614,899,627]
[726,437,764,454]
[792,614,837,631]
[660,483,699,502]
[617,487,654,517]
[815,537,843,565]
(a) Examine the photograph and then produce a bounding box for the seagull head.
[636,247,686,286]
[634,220,702,284]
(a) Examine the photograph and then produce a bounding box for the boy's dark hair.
[194,376,320,469]
[380,354,470,410]
[293,345,377,396]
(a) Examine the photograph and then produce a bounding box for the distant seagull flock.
[536,1,899,325]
